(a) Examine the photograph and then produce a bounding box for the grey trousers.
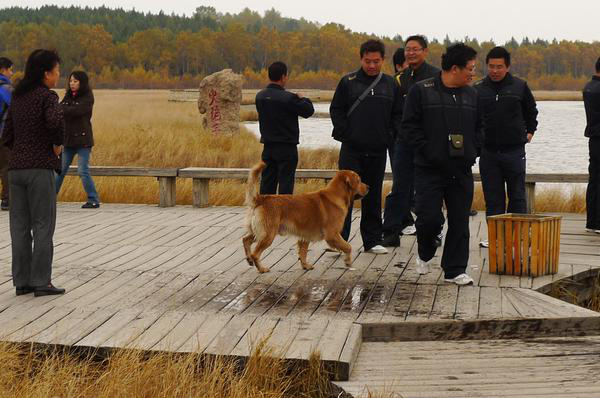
[9,169,57,288]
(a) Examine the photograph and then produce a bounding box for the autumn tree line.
[1,6,599,90]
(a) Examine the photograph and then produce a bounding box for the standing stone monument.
[198,69,243,134]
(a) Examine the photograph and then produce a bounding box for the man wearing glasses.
[474,47,538,247]
[402,44,481,285]
[382,35,440,248]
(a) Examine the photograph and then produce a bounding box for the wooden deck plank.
[151,312,209,352]
[429,284,458,320]
[75,308,143,347]
[230,316,280,357]
[285,317,330,360]
[177,312,234,353]
[35,307,117,346]
[477,286,503,319]
[130,311,187,350]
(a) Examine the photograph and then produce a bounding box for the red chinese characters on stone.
[208,89,222,134]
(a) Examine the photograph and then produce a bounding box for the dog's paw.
[257,266,270,273]
[246,257,255,266]
[301,263,315,271]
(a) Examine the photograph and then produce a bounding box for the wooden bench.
[66,166,588,211]
[66,166,178,207]
[178,168,588,212]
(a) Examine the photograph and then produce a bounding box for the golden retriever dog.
[242,161,369,273]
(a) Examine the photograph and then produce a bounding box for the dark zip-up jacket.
[330,68,402,155]
[255,83,314,145]
[395,62,440,142]
[61,90,94,147]
[398,62,441,99]
[583,75,600,138]
[474,73,538,150]
[402,74,482,170]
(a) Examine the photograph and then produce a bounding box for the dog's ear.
[344,175,354,190]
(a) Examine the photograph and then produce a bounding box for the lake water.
[244,101,590,175]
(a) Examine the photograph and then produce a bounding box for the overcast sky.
[7,0,600,44]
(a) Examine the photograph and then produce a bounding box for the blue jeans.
[55,147,100,204]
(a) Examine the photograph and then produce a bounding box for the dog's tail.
[246,161,266,205]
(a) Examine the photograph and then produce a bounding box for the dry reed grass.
[57,90,338,205]
[0,339,396,398]
[0,339,369,398]
[58,90,586,213]
[532,90,582,101]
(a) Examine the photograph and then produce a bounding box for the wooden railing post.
[158,177,176,207]
[192,178,210,208]
[526,182,536,214]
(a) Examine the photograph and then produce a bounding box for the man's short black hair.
[268,61,287,81]
[486,46,511,67]
[405,35,428,49]
[360,39,385,58]
[392,48,405,71]
[0,57,13,70]
[596,56,600,73]
[441,43,478,71]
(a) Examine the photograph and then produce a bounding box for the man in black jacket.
[474,47,538,241]
[330,39,403,254]
[255,61,314,195]
[402,43,481,285]
[584,57,600,234]
[382,35,440,247]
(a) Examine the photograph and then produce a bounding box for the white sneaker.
[416,256,431,274]
[366,245,388,254]
[445,273,474,285]
[585,228,600,234]
[479,240,489,248]
[401,225,417,235]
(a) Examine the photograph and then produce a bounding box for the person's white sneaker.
[479,240,489,248]
[445,273,474,285]
[585,228,600,234]
[401,225,417,235]
[366,245,388,254]
[416,256,431,274]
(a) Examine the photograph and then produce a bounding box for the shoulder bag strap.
[347,72,383,117]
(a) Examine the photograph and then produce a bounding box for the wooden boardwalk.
[0,204,599,385]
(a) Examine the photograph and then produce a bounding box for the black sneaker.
[81,202,100,209]
[34,284,66,297]
[381,233,400,247]
[0,200,8,211]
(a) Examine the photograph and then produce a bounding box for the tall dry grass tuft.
[0,340,387,398]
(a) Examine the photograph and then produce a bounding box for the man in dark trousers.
[330,39,403,255]
[0,57,13,211]
[402,43,481,284]
[382,35,440,247]
[584,57,600,234]
[255,61,314,195]
[474,47,538,247]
